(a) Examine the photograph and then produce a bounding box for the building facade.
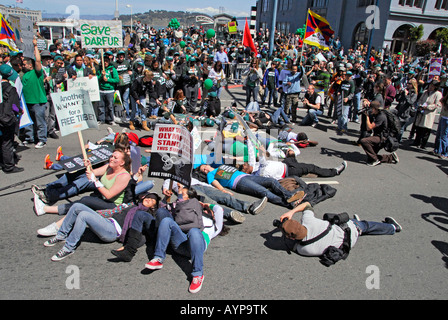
[256,0,448,53]
[0,4,42,22]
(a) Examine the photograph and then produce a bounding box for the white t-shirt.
[294,209,359,257]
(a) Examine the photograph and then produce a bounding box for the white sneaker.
[34,193,46,216]
[37,222,59,237]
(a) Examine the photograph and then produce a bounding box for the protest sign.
[428,58,443,81]
[51,89,98,137]
[79,20,123,48]
[148,124,194,187]
[8,15,34,58]
[67,76,100,102]
[58,145,114,173]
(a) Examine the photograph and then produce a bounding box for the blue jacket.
[262,68,280,88]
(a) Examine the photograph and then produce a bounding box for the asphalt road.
[1,85,447,304]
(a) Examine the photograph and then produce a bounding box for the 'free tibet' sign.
[79,20,123,48]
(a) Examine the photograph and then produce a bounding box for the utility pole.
[269,0,278,58]
[114,0,120,20]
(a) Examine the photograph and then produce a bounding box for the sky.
[2,0,256,17]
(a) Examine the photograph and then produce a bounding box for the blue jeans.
[25,103,48,143]
[135,180,154,195]
[301,109,323,126]
[262,87,278,107]
[352,219,396,235]
[130,95,147,121]
[153,216,206,277]
[351,92,362,122]
[45,172,96,203]
[235,176,293,207]
[272,107,291,126]
[99,92,115,123]
[56,203,118,252]
[118,86,130,118]
[192,184,250,213]
[434,116,448,157]
[338,105,350,131]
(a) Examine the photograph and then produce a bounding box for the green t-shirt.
[22,68,48,105]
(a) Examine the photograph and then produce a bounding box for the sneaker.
[145,258,163,270]
[287,190,305,204]
[34,193,46,216]
[311,122,317,128]
[44,154,53,170]
[44,236,65,247]
[189,275,204,293]
[35,142,46,149]
[391,152,399,164]
[335,161,347,175]
[248,196,268,215]
[384,217,402,233]
[228,210,246,224]
[38,222,60,237]
[51,248,74,261]
[353,214,361,221]
[31,186,50,204]
[367,160,381,167]
[55,146,63,161]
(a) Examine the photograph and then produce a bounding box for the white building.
[0,4,42,22]
[256,0,448,53]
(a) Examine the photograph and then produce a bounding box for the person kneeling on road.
[360,101,399,167]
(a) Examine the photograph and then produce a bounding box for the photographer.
[359,101,399,167]
[276,202,402,264]
[300,84,323,127]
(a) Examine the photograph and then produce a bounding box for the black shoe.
[48,131,59,139]
[383,217,402,233]
[335,161,347,175]
[4,167,24,174]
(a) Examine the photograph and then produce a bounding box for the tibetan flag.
[0,13,18,52]
[303,10,334,51]
[243,18,258,56]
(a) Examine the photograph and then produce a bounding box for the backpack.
[0,82,20,127]
[381,109,401,153]
[173,198,204,233]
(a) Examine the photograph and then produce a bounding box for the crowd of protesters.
[0,18,447,293]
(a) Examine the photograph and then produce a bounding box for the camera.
[273,218,288,228]
[357,106,370,115]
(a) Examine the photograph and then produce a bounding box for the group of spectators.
[0,20,447,293]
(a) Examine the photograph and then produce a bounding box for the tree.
[409,25,424,56]
[409,24,424,42]
[436,28,448,49]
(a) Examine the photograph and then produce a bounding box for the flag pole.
[299,10,310,66]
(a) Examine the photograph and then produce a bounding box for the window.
[358,0,376,6]
[435,0,448,10]
[311,0,329,7]
[398,0,424,8]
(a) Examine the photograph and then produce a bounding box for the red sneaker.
[55,146,63,161]
[145,258,163,270]
[44,154,53,170]
[189,275,204,293]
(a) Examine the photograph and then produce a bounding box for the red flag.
[243,18,257,56]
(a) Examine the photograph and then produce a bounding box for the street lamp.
[126,4,133,32]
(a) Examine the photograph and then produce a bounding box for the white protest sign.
[79,20,123,48]
[51,89,98,137]
[67,76,100,102]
